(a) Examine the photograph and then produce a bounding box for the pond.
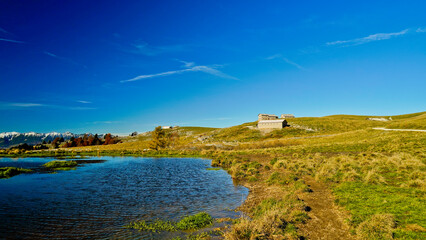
[0,157,248,239]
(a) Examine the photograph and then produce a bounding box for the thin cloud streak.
[44,51,86,68]
[326,29,409,46]
[119,40,188,56]
[266,54,306,70]
[0,27,16,37]
[9,103,44,107]
[416,27,426,33]
[77,100,92,104]
[121,64,239,83]
[282,58,305,70]
[0,102,95,111]
[0,38,25,44]
[177,60,195,68]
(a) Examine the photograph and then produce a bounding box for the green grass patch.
[175,212,213,230]
[334,182,426,239]
[125,219,176,232]
[0,167,32,179]
[43,160,78,171]
[43,160,78,169]
[125,212,213,232]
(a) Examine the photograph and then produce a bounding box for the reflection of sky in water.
[0,157,248,239]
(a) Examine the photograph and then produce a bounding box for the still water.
[0,157,248,239]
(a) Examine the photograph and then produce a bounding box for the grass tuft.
[356,214,396,240]
[0,167,32,179]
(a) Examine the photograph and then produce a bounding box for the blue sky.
[1,0,425,134]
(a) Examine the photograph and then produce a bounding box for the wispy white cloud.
[265,54,281,60]
[0,102,95,110]
[121,63,239,83]
[416,27,426,33]
[0,27,19,39]
[0,38,25,44]
[44,51,86,68]
[8,103,44,107]
[0,102,45,110]
[265,54,306,70]
[0,27,14,36]
[282,58,305,70]
[44,51,58,57]
[123,69,188,82]
[326,29,409,46]
[121,41,188,56]
[76,100,92,104]
[177,60,195,68]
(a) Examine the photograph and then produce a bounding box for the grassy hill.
[3,112,424,239]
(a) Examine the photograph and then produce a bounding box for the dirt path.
[298,177,355,240]
[373,127,426,132]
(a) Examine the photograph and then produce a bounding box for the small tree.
[51,137,60,148]
[149,126,167,150]
[93,134,102,145]
[103,133,117,145]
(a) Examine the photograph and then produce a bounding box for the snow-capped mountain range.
[0,131,89,148]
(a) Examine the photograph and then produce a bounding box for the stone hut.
[258,114,279,121]
[258,119,287,129]
[281,114,295,119]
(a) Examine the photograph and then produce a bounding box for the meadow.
[2,112,425,239]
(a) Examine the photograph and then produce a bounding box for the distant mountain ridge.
[0,131,92,149]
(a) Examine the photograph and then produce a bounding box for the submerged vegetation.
[0,167,32,179]
[3,111,425,239]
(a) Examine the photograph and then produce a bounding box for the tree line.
[60,133,119,148]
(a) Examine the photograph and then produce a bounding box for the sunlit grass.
[3,111,425,239]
